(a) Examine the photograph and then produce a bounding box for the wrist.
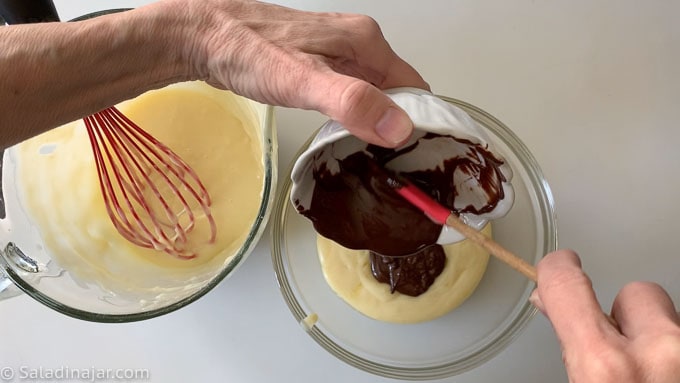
[101,3,194,89]
[0,4,198,146]
[137,0,223,84]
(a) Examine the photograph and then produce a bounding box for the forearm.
[0,2,191,148]
[0,0,427,149]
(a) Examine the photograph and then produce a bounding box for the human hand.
[157,0,429,147]
[531,250,680,382]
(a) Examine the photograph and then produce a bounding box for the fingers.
[318,14,429,91]
[194,0,427,147]
[208,32,415,147]
[249,10,429,93]
[288,13,428,146]
[611,281,680,339]
[536,249,615,351]
[305,71,414,147]
[294,13,426,147]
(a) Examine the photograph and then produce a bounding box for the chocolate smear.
[370,245,446,296]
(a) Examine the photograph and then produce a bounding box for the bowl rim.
[270,95,557,379]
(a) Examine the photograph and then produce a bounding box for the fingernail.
[529,289,546,316]
[375,107,412,146]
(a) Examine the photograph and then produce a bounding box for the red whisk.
[84,107,216,259]
[0,0,216,258]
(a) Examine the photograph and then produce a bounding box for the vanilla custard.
[317,224,491,324]
[12,82,265,300]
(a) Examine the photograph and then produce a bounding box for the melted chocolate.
[300,151,441,256]
[370,245,446,297]
[296,133,506,293]
[400,136,506,215]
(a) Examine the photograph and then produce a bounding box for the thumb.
[536,250,614,351]
[306,73,414,147]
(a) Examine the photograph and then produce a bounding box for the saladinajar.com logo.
[0,365,150,382]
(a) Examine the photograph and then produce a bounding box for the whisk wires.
[84,106,216,259]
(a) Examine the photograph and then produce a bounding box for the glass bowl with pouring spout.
[271,95,557,379]
[0,9,277,323]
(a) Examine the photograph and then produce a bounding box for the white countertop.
[2,1,679,382]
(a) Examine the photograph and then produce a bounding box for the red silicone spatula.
[385,174,538,282]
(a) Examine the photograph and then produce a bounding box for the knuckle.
[354,14,381,31]
[337,80,375,118]
[642,333,680,366]
[542,268,592,294]
[629,334,680,381]
[344,14,384,40]
[577,345,639,382]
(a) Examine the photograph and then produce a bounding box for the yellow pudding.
[12,81,265,300]
[317,224,492,324]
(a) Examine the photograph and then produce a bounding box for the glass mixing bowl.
[271,96,556,379]
[0,8,277,323]
[0,85,276,322]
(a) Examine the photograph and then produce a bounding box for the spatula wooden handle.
[392,177,537,281]
[444,213,537,282]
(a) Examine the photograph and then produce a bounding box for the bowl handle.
[0,269,22,300]
[0,0,60,24]
[0,243,39,301]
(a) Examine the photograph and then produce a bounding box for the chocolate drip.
[297,133,506,257]
[370,245,446,296]
[403,137,506,215]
